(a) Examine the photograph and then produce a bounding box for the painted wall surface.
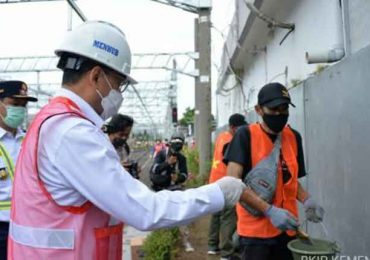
[245,45,370,256]
[218,0,342,123]
[217,0,370,126]
[215,1,370,255]
[302,46,370,256]
[348,0,370,53]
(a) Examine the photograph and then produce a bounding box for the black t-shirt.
[223,124,306,179]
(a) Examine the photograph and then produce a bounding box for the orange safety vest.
[237,123,298,238]
[209,131,233,184]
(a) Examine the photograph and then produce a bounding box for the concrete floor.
[122,151,153,260]
[123,226,150,260]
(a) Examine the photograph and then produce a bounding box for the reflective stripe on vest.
[9,221,74,250]
[0,141,15,211]
[236,123,299,238]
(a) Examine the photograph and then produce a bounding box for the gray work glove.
[303,197,325,223]
[265,205,299,231]
[215,176,246,208]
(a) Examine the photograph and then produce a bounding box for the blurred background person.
[207,113,247,260]
[103,114,140,179]
[150,132,194,252]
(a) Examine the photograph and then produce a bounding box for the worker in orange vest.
[225,83,325,260]
[207,113,247,259]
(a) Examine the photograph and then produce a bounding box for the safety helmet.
[55,20,137,84]
[170,132,185,143]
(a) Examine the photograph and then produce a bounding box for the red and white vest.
[8,97,124,260]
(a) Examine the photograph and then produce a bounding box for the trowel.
[297,228,314,246]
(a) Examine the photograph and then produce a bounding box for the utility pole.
[194,18,200,145]
[195,8,212,177]
[169,59,178,137]
[150,0,213,177]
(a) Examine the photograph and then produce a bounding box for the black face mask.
[170,143,183,153]
[112,138,126,149]
[262,114,289,133]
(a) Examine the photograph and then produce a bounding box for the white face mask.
[96,72,124,120]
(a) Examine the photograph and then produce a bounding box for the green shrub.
[142,228,179,260]
[183,147,199,175]
[182,147,205,188]
[142,147,205,260]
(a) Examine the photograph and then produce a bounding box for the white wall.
[216,0,370,125]
[348,0,370,53]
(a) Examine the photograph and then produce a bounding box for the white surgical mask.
[96,72,124,120]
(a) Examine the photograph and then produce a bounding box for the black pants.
[239,233,294,260]
[0,222,9,260]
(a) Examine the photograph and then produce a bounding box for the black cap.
[229,113,247,127]
[103,114,134,133]
[258,82,295,108]
[0,80,38,102]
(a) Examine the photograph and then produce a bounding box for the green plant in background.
[182,146,205,188]
[179,107,195,126]
[142,145,212,259]
[143,228,179,260]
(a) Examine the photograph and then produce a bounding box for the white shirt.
[38,88,224,230]
[0,127,24,221]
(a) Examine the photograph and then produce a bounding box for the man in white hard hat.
[8,21,248,259]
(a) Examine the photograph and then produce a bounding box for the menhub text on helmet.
[93,40,119,57]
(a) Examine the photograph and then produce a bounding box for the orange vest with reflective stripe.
[237,123,298,238]
[209,131,233,184]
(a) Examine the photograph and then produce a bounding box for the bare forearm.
[297,182,310,203]
[227,162,243,179]
[240,187,270,213]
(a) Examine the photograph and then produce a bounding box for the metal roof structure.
[0,52,198,76]
[0,0,198,138]
[0,52,196,137]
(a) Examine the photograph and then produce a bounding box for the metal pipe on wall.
[306,0,345,63]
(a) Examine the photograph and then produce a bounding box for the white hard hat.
[55,21,137,84]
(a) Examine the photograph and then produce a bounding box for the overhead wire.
[212,23,266,112]
[129,84,157,130]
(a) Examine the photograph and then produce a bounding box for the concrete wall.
[216,1,370,255]
[241,41,370,257]
[217,0,370,127]
[348,0,370,53]
[243,43,370,256]
[304,49,370,256]
[218,0,344,124]
[283,44,370,256]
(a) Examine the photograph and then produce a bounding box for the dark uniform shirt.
[150,148,188,191]
[224,124,306,179]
